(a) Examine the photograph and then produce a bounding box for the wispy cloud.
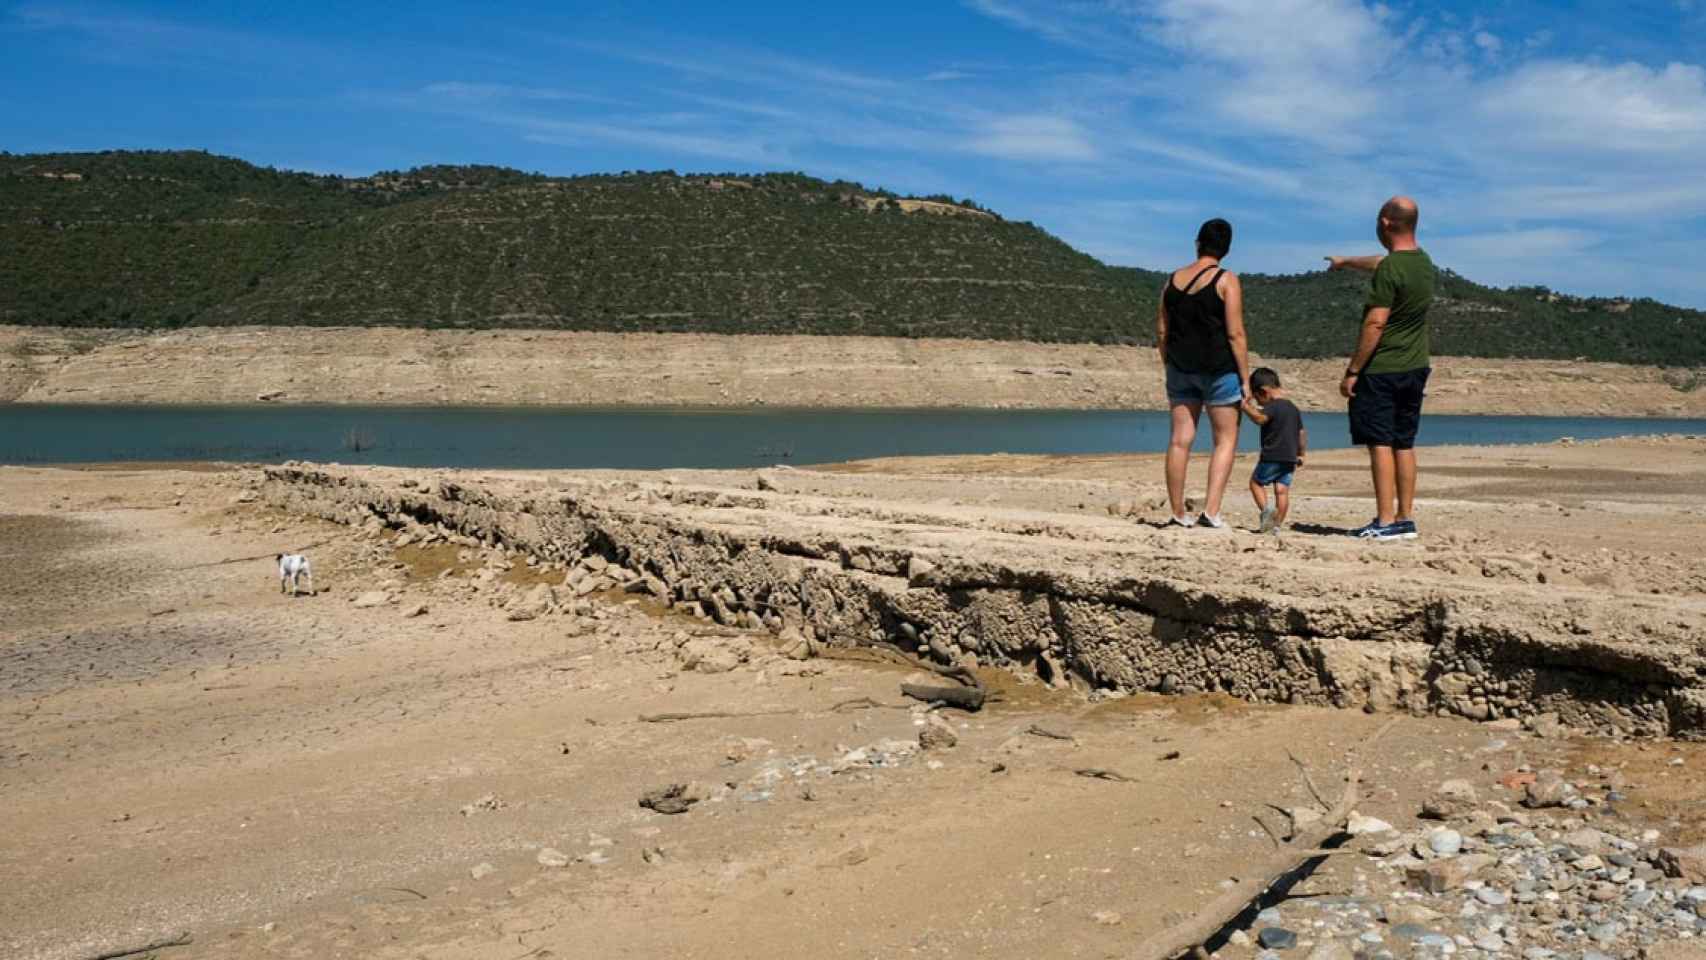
[966,114,1098,162]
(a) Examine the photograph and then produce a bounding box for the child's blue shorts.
[1252,460,1296,488]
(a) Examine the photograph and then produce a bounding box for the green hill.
[2,149,1702,366]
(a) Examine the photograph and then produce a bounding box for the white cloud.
[1480,60,1706,154]
[1474,30,1502,55]
[965,114,1098,162]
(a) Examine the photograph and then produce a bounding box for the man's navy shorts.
[1348,367,1430,449]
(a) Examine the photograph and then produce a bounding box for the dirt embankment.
[8,440,1706,960]
[3,326,1702,415]
[260,436,1706,738]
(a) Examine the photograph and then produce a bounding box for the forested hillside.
[3,150,1701,365]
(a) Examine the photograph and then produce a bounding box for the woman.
[1155,217,1251,528]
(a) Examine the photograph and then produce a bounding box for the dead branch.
[1133,717,1400,960]
[1287,750,1331,813]
[1074,767,1139,783]
[828,697,902,712]
[863,640,989,712]
[1252,815,1285,849]
[78,933,193,960]
[638,709,798,723]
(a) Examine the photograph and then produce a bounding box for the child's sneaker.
[1196,513,1226,529]
[1167,514,1196,528]
[1258,505,1278,534]
[1389,519,1419,539]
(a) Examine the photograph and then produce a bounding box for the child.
[1242,367,1306,533]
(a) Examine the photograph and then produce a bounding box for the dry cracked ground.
[5,437,1706,960]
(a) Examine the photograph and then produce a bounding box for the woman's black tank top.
[1162,264,1236,375]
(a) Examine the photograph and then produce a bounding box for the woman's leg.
[1202,403,1242,519]
[1166,402,1202,519]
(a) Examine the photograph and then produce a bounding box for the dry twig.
[638,708,797,723]
[78,933,193,960]
[1074,767,1139,783]
[1133,717,1400,960]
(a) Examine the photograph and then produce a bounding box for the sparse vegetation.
[4,150,1705,365]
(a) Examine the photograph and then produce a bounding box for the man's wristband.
[1344,367,1359,377]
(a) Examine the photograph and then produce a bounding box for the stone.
[1305,943,1354,960]
[1428,828,1464,856]
[1659,845,1706,883]
[1422,779,1480,819]
[918,714,958,751]
[470,862,496,879]
[1407,854,1494,893]
[352,590,390,609]
[1523,770,1578,808]
[402,602,428,618]
[1258,928,1298,950]
[1091,910,1122,926]
[536,848,570,867]
[1347,814,1396,836]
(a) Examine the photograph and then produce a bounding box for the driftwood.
[866,642,989,711]
[78,933,193,960]
[638,708,797,723]
[1074,767,1140,783]
[1026,722,1076,742]
[1133,717,1400,960]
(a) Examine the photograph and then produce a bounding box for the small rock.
[403,602,428,618]
[1305,942,1354,960]
[352,590,390,609]
[1523,770,1578,808]
[1407,854,1494,893]
[458,794,505,816]
[1428,828,1464,856]
[1092,910,1122,926]
[1476,887,1509,906]
[1258,928,1298,950]
[470,862,495,880]
[1347,814,1396,836]
[918,714,958,751]
[1422,779,1480,819]
[536,848,570,868]
[1659,845,1706,883]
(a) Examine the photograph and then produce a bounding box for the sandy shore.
[4,325,1703,416]
[6,437,1706,959]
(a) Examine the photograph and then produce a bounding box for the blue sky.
[6,1,1706,307]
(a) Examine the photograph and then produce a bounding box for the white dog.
[277,553,314,596]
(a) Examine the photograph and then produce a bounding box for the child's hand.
[1295,456,1305,469]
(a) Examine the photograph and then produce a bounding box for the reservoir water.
[2,405,1701,470]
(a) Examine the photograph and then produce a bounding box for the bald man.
[1325,196,1434,541]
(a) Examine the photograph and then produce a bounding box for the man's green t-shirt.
[1363,249,1435,374]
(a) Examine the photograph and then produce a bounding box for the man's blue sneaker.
[1353,519,1417,541]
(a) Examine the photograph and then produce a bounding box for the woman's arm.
[1221,272,1251,398]
[1155,284,1169,366]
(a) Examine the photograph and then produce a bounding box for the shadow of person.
[1288,521,1355,538]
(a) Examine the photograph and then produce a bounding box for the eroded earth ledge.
[262,461,1706,738]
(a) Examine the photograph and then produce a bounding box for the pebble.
[536,848,570,867]
[1347,815,1396,836]
[1429,829,1464,856]
[470,862,495,879]
[1257,927,1297,950]
[1475,887,1508,906]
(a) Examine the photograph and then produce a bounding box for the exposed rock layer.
[262,463,1706,737]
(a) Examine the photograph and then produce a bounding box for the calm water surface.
[2,405,1702,470]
